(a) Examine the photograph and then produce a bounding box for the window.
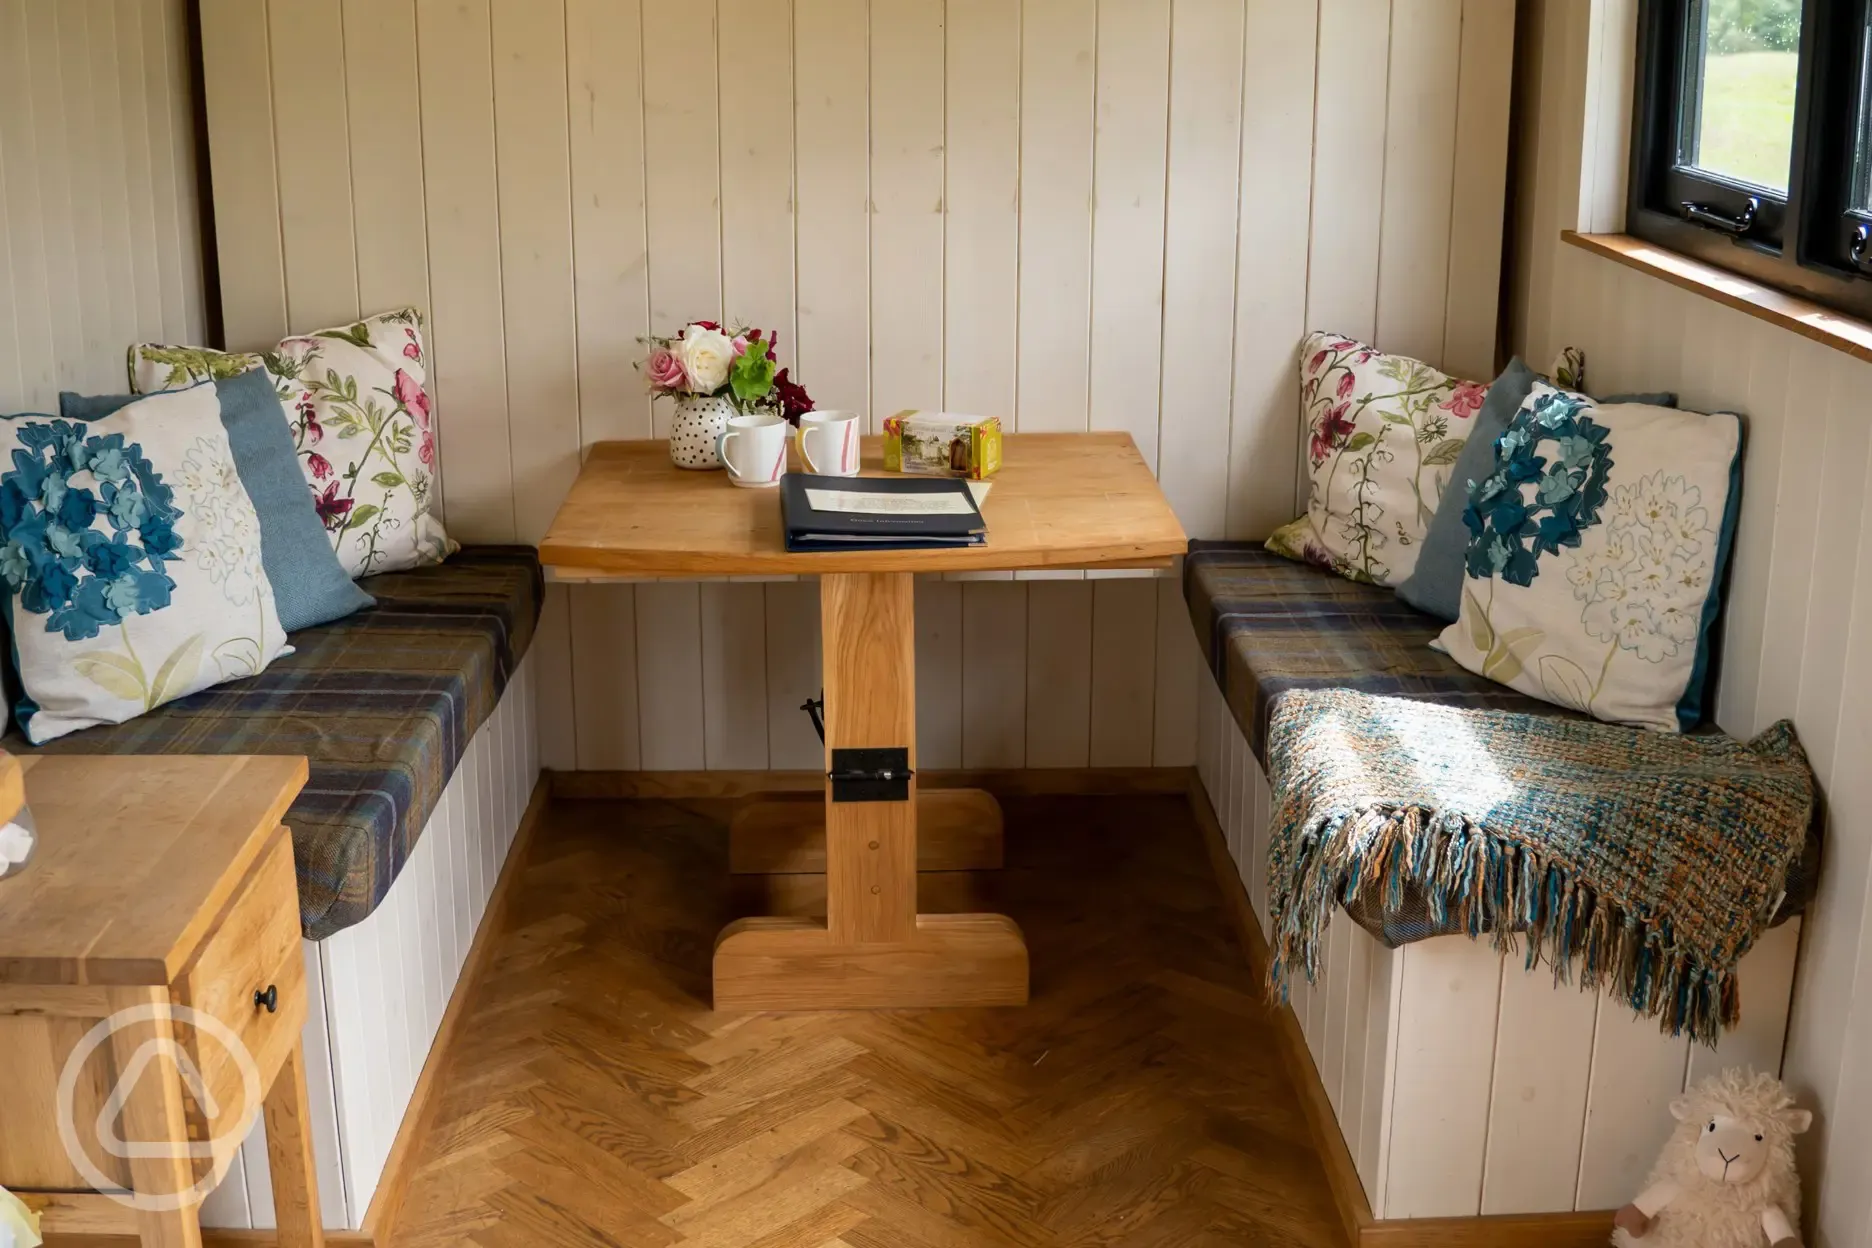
[1630,0,1872,320]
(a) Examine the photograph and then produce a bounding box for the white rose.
[674,327,735,393]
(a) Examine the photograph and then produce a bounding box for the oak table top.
[0,754,308,986]
[538,431,1188,576]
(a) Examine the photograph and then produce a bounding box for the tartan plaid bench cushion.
[1183,540,1816,935]
[5,546,542,940]
[1184,541,1556,765]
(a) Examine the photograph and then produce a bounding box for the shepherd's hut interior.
[1,1,1870,1246]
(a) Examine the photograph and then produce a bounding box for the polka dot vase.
[670,394,735,470]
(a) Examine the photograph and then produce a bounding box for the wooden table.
[541,432,1188,1010]
[0,755,325,1248]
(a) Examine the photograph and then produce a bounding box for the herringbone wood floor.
[387,794,1345,1248]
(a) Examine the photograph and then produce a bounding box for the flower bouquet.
[640,321,814,470]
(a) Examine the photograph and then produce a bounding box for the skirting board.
[1183,774,1618,1248]
[550,766,1195,800]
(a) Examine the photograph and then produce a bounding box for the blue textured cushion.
[60,370,372,632]
[1395,358,1677,623]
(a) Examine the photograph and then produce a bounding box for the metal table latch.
[829,748,913,803]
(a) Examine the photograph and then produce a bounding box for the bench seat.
[6,546,543,941]
[1184,539,1817,929]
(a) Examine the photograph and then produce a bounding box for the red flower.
[1439,380,1487,421]
[1335,372,1355,401]
[297,393,322,444]
[393,369,430,428]
[773,367,814,425]
[1329,339,1357,351]
[418,430,435,466]
[314,481,354,531]
[403,328,422,361]
[307,451,333,481]
[1309,402,1355,466]
[1308,349,1329,372]
[687,320,721,333]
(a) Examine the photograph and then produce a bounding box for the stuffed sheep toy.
[1613,1069,1810,1248]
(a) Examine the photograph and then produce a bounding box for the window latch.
[1679,196,1759,238]
[1850,223,1872,277]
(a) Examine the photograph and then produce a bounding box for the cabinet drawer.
[172,828,303,1162]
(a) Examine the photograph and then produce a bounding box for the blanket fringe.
[1265,804,1743,1045]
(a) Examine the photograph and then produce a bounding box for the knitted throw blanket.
[1265,691,1817,1043]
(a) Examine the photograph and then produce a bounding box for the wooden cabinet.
[0,755,325,1248]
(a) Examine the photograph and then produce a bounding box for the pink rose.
[1335,373,1355,401]
[403,328,422,361]
[418,430,435,466]
[646,346,686,390]
[307,451,333,480]
[732,335,749,357]
[393,368,430,427]
[1439,380,1487,420]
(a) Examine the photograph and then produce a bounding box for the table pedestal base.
[729,788,1004,873]
[709,571,1030,1012]
[713,914,1029,1010]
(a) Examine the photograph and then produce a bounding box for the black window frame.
[1629,0,1872,322]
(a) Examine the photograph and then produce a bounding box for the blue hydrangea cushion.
[1,386,291,743]
[1436,384,1742,732]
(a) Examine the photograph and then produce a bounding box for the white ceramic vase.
[669,394,736,470]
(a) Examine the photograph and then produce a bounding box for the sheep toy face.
[1688,1112,1773,1185]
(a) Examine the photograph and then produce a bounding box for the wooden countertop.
[538,431,1188,576]
[0,754,308,986]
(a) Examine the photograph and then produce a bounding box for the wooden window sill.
[1563,230,1872,366]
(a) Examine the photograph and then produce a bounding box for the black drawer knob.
[254,984,278,1013]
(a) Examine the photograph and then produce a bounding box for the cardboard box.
[882,412,1002,479]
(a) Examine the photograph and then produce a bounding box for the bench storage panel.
[1197,665,1804,1218]
[200,648,539,1230]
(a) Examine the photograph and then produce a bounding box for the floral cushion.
[1,388,290,743]
[1265,332,1487,587]
[1436,384,1742,732]
[129,308,453,578]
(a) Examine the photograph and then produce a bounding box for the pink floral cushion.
[129,309,452,578]
[1267,332,1486,587]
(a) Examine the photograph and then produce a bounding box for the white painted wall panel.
[0,0,205,412]
[186,0,1512,777]
[1512,4,1872,1237]
[1198,664,1803,1221]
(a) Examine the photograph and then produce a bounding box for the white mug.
[797,409,862,477]
[716,414,789,487]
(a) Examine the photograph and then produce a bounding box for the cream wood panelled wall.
[195,0,1514,776]
[1516,2,1872,1243]
[0,0,206,413]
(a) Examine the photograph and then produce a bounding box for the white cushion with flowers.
[1265,331,1488,586]
[128,308,452,578]
[1435,384,1742,732]
[0,387,290,743]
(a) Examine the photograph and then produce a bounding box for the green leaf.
[315,322,375,350]
[371,471,405,488]
[213,636,263,679]
[728,340,776,404]
[1539,654,1596,711]
[74,651,147,703]
[1344,431,1376,452]
[345,503,382,532]
[1423,438,1466,466]
[1483,626,1543,683]
[149,633,205,708]
[1464,587,1495,655]
[1378,408,1412,425]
